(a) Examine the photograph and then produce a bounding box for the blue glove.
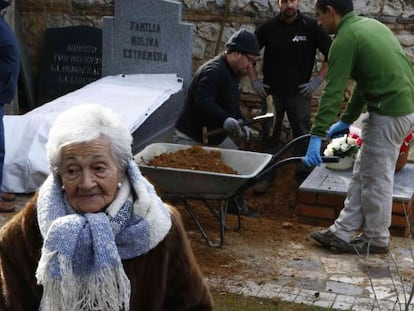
[303,135,322,167]
[327,120,350,138]
[251,79,267,98]
[223,117,242,136]
[298,76,323,97]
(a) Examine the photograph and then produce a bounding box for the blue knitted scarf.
[35,160,172,311]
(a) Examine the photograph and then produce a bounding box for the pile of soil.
[146,145,237,175]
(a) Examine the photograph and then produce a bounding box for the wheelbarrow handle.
[242,155,340,191]
[270,155,340,169]
[267,155,340,172]
[319,156,340,163]
[269,134,342,165]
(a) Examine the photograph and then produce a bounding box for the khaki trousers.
[330,112,414,246]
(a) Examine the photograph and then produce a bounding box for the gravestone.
[102,0,193,152]
[37,26,102,106]
[102,0,192,90]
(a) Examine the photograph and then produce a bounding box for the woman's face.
[59,138,124,213]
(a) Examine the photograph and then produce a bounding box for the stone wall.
[11,0,414,115]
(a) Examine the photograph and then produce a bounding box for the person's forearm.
[248,66,258,81]
[318,61,328,80]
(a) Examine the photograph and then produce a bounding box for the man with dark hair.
[173,28,261,217]
[315,0,353,16]
[249,0,331,187]
[304,0,414,254]
[0,0,19,212]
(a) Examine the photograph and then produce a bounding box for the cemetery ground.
[7,161,414,310]
[171,159,414,310]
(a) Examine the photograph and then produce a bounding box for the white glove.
[223,117,242,136]
[242,125,251,140]
[251,79,267,98]
[298,76,323,97]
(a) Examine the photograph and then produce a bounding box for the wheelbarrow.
[134,134,338,247]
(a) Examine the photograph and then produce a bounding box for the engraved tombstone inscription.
[37,26,102,105]
[102,0,192,90]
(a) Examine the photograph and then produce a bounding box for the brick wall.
[296,191,414,237]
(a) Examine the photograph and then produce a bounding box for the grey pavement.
[205,236,414,310]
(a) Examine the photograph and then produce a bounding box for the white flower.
[323,147,334,156]
[323,134,360,158]
[340,142,350,152]
[346,136,357,146]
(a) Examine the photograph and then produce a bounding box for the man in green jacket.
[304,0,414,254]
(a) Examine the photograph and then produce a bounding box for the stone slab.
[299,162,414,202]
[101,0,192,147]
[102,0,193,90]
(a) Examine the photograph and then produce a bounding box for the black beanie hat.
[0,0,10,10]
[225,29,260,56]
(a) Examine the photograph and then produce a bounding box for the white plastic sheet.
[4,74,182,193]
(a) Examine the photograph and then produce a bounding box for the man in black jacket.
[174,28,260,217]
[250,0,331,187]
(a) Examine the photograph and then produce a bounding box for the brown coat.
[0,194,213,311]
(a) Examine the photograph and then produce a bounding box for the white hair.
[46,104,133,174]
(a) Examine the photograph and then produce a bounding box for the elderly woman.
[0,104,213,310]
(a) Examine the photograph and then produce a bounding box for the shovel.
[202,112,274,144]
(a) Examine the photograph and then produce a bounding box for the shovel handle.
[202,120,249,142]
[204,116,271,139]
[204,127,227,138]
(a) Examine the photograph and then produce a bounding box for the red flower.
[348,131,363,147]
[400,132,413,153]
[349,127,413,152]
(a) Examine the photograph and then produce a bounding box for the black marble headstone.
[37,26,102,105]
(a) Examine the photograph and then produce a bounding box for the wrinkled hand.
[251,79,267,98]
[298,76,323,97]
[223,117,243,136]
[327,120,350,138]
[303,135,322,167]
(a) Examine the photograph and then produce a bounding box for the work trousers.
[330,112,414,246]
[262,94,311,182]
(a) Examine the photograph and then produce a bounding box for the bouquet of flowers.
[323,126,413,171]
[323,134,361,158]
